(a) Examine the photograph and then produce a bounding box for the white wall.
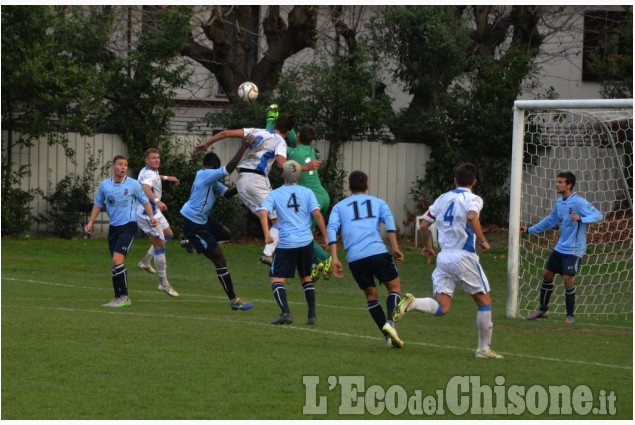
[3,132,430,238]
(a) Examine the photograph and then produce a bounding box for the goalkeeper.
[521,171,603,324]
[266,106,332,282]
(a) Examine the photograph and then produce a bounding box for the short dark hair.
[455,163,477,187]
[112,155,127,164]
[349,170,368,193]
[274,112,295,134]
[297,124,316,145]
[203,152,221,169]
[558,171,576,189]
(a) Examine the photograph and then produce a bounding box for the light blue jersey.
[180,167,229,225]
[529,193,603,257]
[260,184,320,249]
[94,177,148,226]
[327,193,396,262]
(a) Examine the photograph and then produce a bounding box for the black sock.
[386,291,401,323]
[302,281,316,319]
[216,267,236,300]
[565,286,576,317]
[272,282,291,314]
[367,299,387,332]
[539,280,554,311]
[112,264,127,297]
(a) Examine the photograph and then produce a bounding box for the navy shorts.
[270,243,313,279]
[108,221,137,258]
[546,250,581,276]
[183,217,226,253]
[348,253,399,290]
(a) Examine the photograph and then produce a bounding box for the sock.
[141,246,154,265]
[263,225,279,256]
[539,280,554,311]
[312,240,329,263]
[272,282,291,314]
[302,281,316,319]
[367,299,387,332]
[154,247,168,287]
[476,305,493,352]
[412,297,444,315]
[216,267,236,300]
[386,291,401,325]
[112,264,128,298]
[565,286,576,317]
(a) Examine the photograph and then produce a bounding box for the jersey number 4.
[443,202,455,225]
[287,193,300,213]
[348,200,375,220]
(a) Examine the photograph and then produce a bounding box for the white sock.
[476,308,493,352]
[412,297,442,315]
[154,251,169,287]
[142,246,154,265]
[263,226,279,256]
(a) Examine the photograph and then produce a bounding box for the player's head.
[282,160,301,184]
[111,155,128,178]
[143,148,161,168]
[557,171,576,190]
[274,113,295,135]
[455,163,477,187]
[203,152,221,169]
[349,170,368,193]
[297,124,316,146]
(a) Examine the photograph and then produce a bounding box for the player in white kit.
[136,148,179,297]
[393,163,503,359]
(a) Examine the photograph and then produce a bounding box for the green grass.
[2,237,632,419]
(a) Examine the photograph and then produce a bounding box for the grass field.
[1,235,632,420]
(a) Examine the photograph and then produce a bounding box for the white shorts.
[136,210,169,239]
[236,172,277,220]
[431,250,490,297]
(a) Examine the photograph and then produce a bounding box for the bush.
[1,161,39,237]
[37,155,101,238]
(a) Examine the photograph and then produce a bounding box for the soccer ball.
[237,82,258,102]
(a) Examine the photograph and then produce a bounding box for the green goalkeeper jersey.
[287,144,329,212]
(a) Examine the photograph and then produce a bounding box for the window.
[582,10,630,82]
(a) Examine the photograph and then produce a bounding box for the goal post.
[507,99,633,319]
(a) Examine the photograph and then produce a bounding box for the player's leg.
[526,252,560,320]
[184,217,252,311]
[270,247,295,324]
[148,227,179,297]
[393,264,448,322]
[563,275,576,324]
[136,214,157,274]
[104,223,136,307]
[297,243,316,324]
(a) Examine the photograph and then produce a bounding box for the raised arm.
[193,129,244,154]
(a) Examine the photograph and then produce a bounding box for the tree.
[181,6,318,99]
[372,6,555,224]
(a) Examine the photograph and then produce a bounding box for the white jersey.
[238,128,287,175]
[136,166,162,217]
[423,188,483,253]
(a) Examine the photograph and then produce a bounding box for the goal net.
[507,99,633,320]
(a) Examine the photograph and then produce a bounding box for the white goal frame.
[507,98,633,319]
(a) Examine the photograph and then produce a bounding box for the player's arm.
[84,204,103,234]
[312,208,328,247]
[300,160,321,171]
[467,210,489,250]
[327,209,345,278]
[193,129,244,154]
[161,175,179,186]
[259,208,273,244]
[386,231,403,265]
[225,134,257,174]
[223,187,238,198]
[419,218,437,263]
[141,201,158,227]
[142,183,166,212]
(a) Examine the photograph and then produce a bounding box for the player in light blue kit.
[85,155,157,307]
[392,163,503,359]
[181,135,256,311]
[521,171,603,324]
[327,170,405,348]
[259,160,328,325]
